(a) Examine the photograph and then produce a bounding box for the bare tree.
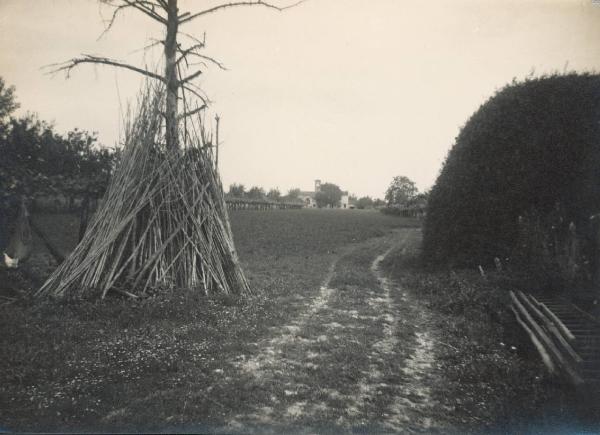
[49,0,302,150]
[38,0,304,299]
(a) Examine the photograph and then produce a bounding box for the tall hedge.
[423,73,600,267]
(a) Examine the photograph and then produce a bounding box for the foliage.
[423,73,600,268]
[315,182,342,208]
[408,191,429,208]
[0,114,114,203]
[0,79,115,205]
[246,186,266,200]
[286,188,301,200]
[385,176,418,207]
[226,184,303,204]
[266,188,281,200]
[0,77,115,259]
[356,196,374,209]
[228,183,246,197]
[0,77,19,123]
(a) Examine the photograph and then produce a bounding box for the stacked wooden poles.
[36,86,249,299]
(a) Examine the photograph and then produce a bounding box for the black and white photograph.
[1,0,600,433]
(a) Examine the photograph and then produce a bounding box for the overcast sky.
[2,0,600,198]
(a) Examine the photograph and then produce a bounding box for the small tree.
[246,186,266,200]
[285,188,301,200]
[385,176,418,207]
[0,78,19,127]
[267,188,281,201]
[407,191,429,208]
[1,109,114,204]
[0,82,116,264]
[373,198,386,207]
[315,182,342,208]
[356,196,374,209]
[0,78,21,252]
[228,183,246,197]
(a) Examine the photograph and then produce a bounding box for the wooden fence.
[29,195,305,213]
[380,206,426,218]
[225,198,303,211]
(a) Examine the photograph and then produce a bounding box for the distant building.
[298,179,350,209]
[340,192,349,209]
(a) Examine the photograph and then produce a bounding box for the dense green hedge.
[423,73,600,267]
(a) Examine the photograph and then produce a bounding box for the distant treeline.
[226,183,389,209]
[226,184,303,203]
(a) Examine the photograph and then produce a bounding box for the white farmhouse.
[298,180,350,209]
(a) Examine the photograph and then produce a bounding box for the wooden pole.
[215,114,220,168]
[510,291,583,386]
[529,294,576,342]
[164,0,180,150]
[517,291,582,364]
[511,305,556,374]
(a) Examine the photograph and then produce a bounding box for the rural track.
[226,228,448,433]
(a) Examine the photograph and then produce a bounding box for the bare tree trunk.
[165,0,179,150]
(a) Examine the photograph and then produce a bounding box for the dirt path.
[225,228,450,433]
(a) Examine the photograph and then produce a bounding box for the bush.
[423,73,600,269]
[1,110,115,204]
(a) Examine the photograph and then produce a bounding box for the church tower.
[315,179,321,192]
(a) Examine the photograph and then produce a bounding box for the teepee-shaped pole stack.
[36,86,249,299]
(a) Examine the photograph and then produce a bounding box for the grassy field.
[2,208,592,433]
[0,209,419,432]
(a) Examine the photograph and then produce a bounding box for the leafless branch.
[176,45,227,70]
[44,54,165,83]
[98,3,130,40]
[190,54,227,70]
[179,0,306,24]
[186,61,209,69]
[176,43,204,66]
[100,0,167,27]
[124,0,167,23]
[130,38,164,55]
[181,83,210,106]
[179,104,207,120]
[178,69,203,85]
[179,31,206,47]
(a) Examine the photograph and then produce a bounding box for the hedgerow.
[423,73,600,270]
